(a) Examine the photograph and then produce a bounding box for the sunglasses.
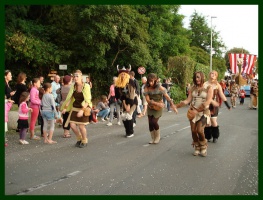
[74,73,81,78]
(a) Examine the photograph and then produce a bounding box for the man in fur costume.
[229,80,239,108]
[115,65,138,137]
[250,82,258,110]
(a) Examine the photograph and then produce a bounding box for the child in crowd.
[94,95,110,122]
[17,92,32,144]
[41,83,60,144]
[29,78,41,140]
[239,89,246,105]
[5,96,14,147]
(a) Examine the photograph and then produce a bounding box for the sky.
[178,5,258,56]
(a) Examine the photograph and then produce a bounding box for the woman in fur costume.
[143,73,178,144]
[114,65,138,138]
[203,70,231,143]
[175,71,213,157]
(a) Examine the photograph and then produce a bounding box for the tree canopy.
[5,5,245,101]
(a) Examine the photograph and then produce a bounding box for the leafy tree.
[135,5,191,71]
[189,11,226,58]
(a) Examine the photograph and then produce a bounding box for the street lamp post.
[210,16,217,72]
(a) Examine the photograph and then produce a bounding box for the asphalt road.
[5,97,258,195]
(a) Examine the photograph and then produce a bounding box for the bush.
[170,85,186,104]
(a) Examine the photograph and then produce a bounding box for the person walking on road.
[175,71,213,156]
[229,80,239,108]
[107,76,121,126]
[60,70,92,148]
[115,65,138,138]
[203,70,231,143]
[141,76,148,116]
[144,73,177,144]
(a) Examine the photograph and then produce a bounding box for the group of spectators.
[5,68,257,157]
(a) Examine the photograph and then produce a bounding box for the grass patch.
[10,104,18,111]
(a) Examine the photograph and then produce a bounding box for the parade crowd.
[4,68,258,157]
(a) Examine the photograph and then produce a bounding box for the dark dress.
[13,83,28,105]
[69,91,89,124]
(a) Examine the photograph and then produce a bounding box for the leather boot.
[199,139,207,157]
[204,126,212,142]
[153,129,160,144]
[122,120,128,136]
[75,135,82,147]
[149,131,155,144]
[193,142,200,156]
[212,126,219,143]
[79,138,88,148]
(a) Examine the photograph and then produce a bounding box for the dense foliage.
[5,5,239,101]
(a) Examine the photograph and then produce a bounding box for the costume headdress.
[117,64,131,74]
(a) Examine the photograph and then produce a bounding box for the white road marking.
[16,171,81,195]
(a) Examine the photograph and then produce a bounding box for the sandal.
[30,135,41,140]
[62,134,71,138]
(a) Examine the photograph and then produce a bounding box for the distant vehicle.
[224,85,250,97]
[240,85,250,96]
[224,89,230,97]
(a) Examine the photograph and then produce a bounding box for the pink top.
[30,86,41,108]
[109,84,115,96]
[19,102,30,120]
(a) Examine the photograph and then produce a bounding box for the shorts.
[41,111,55,120]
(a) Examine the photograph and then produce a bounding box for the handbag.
[187,108,196,120]
[83,107,91,116]
[149,100,163,111]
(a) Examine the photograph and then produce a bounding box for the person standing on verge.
[13,72,28,133]
[29,78,41,140]
[86,76,92,89]
[39,76,44,88]
[51,75,61,121]
[41,83,59,144]
[162,78,172,112]
[203,70,231,143]
[175,71,213,157]
[60,70,92,148]
[115,65,138,138]
[5,70,16,100]
[17,92,32,145]
[5,97,14,147]
[60,75,72,138]
[144,73,178,144]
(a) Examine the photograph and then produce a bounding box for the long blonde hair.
[115,72,130,88]
[209,70,218,84]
